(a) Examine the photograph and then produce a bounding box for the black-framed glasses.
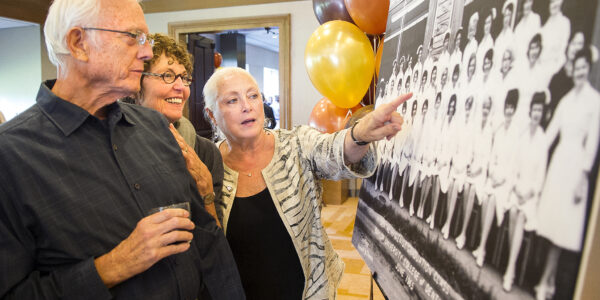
[82,27,154,46]
[142,70,193,86]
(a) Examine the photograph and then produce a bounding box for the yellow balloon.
[305,20,375,108]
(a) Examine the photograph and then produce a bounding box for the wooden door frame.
[168,14,291,129]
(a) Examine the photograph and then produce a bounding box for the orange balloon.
[309,98,353,133]
[375,41,384,78]
[344,0,390,35]
[214,52,223,68]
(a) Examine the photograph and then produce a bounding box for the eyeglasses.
[82,27,154,46]
[142,70,193,86]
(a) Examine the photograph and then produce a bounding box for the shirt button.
[113,144,118,151]
[134,183,141,190]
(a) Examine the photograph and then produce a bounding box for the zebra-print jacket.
[219,126,377,299]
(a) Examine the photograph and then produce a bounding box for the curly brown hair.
[143,33,193,74]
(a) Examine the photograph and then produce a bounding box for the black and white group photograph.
[353,0,600,299]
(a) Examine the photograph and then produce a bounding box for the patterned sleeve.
[293,125,377,180]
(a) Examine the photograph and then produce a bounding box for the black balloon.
[312,0,355,25]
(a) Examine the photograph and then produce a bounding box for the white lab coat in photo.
[494,28,514,74]
[513,12,541,65]
[462,39,479,82]
[541,12,571,75]
[466,115,494,201]
[538,81,600,251]
[509,125,547,231]
[477,33,494,70]
[436,115,458,193]
[449,110,475,193]
[486,119,520,225]
[449,50,462,82]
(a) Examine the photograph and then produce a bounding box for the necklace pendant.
[247,173,252,177]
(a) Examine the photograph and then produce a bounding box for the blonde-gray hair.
[202,67,259,140]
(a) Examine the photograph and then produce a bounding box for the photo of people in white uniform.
[353,0,600,299]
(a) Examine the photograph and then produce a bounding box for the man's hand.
[94,209,194,288]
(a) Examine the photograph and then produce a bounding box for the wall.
[246,44,279,93]
[40,28,57,81]
[144,0,321,126]
[0,25,42,121]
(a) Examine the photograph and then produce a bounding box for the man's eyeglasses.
[142,70,193,86]
[82,27,154,47]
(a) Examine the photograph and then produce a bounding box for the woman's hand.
[343,93,411,164]
[169,125,214,196]
[353,93,412,143]
[169,125,221,227]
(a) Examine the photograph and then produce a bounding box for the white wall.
[246,44,279,93]
[0,25,43,121]
[144,0,322,126]
[40,29,57,81]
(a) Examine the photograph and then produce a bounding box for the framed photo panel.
[353,0,600,299]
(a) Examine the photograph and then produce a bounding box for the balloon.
[360,77,377,106]
[312,0,355,25]
[214,52,223,68]
[375,40,384,78]
[350,102,364,113]
[305,21,375,108]
[344,0,390,35]
[309,97,353,133]
[345,104,374,128]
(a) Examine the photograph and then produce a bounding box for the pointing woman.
[199,67,410,299]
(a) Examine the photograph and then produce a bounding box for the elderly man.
[0,0,244,299]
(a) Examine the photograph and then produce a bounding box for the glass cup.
[148,202,192,244]
[148,202,191,218]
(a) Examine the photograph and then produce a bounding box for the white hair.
[203,67,259,140]
[44,0,101,75]
[44,0,142,76]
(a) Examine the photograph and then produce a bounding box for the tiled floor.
[322,197,386,300]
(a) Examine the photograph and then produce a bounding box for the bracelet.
[350,121,370,146]
[203,192,216,205]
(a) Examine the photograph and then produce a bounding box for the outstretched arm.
[344,93,412,164]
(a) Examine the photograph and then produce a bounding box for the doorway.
[168,15,291,137]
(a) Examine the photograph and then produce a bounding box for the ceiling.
[0,0,295,51]
[0,0,305,24]
[237,27,279,52]
[139,0,304,13]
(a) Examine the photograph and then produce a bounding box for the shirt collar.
[37,80,136,136]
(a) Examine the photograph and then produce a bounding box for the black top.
[0,80,245,299]
[263,103,276,129]
[227,188,305,300]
